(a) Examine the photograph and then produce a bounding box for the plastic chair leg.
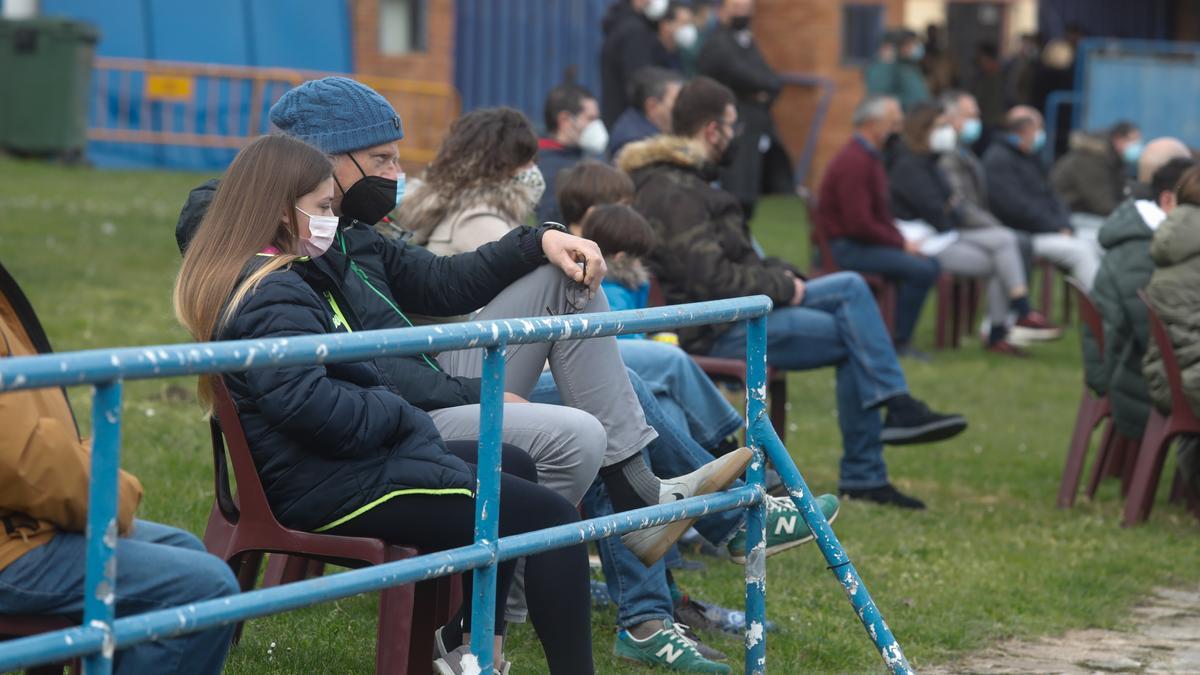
[1122,413,1171,526]
[1058,390,1107,507]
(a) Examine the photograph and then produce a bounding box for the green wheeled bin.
[0,18,98,161]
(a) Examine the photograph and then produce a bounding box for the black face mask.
[718,133,739,168]
[730,15,752,31]
[340,175,397,225]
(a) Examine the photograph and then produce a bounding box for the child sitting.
[579,203,657,334]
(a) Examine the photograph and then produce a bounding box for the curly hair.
[423,107,538,196]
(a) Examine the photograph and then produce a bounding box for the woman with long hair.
[889,101,1059,355]
[174,134,594,674]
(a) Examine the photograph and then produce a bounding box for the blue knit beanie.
[269,77,404,155]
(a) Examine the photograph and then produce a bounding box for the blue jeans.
[615,339,744,449]
[0,520,238,675]
[709,272,908,490]
[829,238,940,346]
[532,369,746,628]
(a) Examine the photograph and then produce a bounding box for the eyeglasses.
[546,259,590,316]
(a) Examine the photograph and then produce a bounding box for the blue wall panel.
[248,0,352,71]
[42,0,150,58]
[1082,46,1200,150]
[456,0,615,132]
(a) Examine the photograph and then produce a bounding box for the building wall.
[754,0,905,188]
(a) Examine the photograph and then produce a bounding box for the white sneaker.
[620,448,753,566]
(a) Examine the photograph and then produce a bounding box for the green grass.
[1,156,1197,673]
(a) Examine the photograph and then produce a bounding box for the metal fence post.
[743,317,768,674]
[469,345,506,670]
[83,381,123,675]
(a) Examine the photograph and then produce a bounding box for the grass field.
[1,155,1198,674]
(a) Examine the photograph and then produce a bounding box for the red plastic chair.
[646,277,789,438]
[201,377,443,673]
[0,616,79,674]
[1057,277,1115,507]
[1122,292,1200,526]
[1037,258,1073,324]
[933,274,983,350]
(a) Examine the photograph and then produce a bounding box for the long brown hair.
[173,134,332,405]
[423,107,537,197]
[902,101,942,154]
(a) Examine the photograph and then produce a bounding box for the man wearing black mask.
[696,0,793,218]
[620,77,967,510]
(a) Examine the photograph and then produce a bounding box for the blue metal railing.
[0,298,911,674]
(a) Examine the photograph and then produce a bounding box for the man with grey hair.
[818,94,940,357]
[983,105,1101,288]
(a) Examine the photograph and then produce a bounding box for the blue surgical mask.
[1123,141,1144,165]
[907,43,925,61]
[1032,129,1046,152]
[396,172,407,208]
[960,118,982,145]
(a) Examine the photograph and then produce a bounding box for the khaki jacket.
[0,262,142,571]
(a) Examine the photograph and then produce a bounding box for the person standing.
[696,0,793,218]
[600,0,677,128]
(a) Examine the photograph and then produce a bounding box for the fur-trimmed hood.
[394,177,537,247]
[604,253,649,291]
[617,135,712,176]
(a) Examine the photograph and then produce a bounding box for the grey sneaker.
[433,627,511,675]
[621,448,753,566]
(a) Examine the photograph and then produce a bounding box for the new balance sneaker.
[621,448,753,566]
[1009,311,1063,343]
[880,395,967,445]
[614,619,731,673]
[726,494,840,564]
[433,627,511,675]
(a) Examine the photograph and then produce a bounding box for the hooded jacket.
[176,180,546,412]
[216,257,473,532]
[619,135,797,353]
[395,177,536,257]
[1051,131,1128,216]
[0,261,142,571]
[1142,204,1200,418]
[1082,198,1156,437]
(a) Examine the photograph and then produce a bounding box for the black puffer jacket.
[177,180,546,411]
[218,259,473,533]
[982,138,1072,234]
[887,143,961,232]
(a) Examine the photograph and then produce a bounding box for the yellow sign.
[145,74,194,102]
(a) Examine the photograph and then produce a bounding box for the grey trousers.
[936,226,1027,327]
[1031,232,1101,290]
[434,265,659,622]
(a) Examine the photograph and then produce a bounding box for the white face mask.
[295,206,339,258]
[514,165,546,207]
[929,124,957,154]
[674,23,699,51]
[578,119,609,156]
[644,0,668,21]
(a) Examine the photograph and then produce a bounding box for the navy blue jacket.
[982,138,1071,234]
[219,260,473,533]
[608,109,660,160]
[888,144,961,232]
[534,139,584,225]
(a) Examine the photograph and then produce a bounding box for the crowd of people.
[2,1,1197,674]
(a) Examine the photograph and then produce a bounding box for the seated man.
[1085,155,1194,443]
[1051,120,1141,230]
[0,260,238,675]
[536,80,606,224]
[817,95,940,356]
[176,77,748,630]
[608,66,684,162]
[620,76,968,509]
[983,106,1101,289]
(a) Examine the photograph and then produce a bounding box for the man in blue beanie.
[175,76,755,672]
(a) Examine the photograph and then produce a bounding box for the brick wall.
[350,0,457,168]
[755,0,905,188]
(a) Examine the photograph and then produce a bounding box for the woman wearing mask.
[888,102,1059,355]
[174,134,594,675]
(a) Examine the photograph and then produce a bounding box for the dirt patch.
[926,588,1200,674]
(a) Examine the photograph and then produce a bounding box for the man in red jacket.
[818,95,940,356]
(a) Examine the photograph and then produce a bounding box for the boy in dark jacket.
[1084,156,1194,441]
[621,76,969,509]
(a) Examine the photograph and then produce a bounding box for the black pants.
[327,441,593,674]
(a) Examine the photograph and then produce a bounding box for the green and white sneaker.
[727,493,840,564]
[614,619,731,673]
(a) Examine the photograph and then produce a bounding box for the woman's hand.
[542,229,606,293]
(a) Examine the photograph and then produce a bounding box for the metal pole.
[743,317,768,674]
[82,381,123,675]
[757,423,913,674]
[469,345,505,670]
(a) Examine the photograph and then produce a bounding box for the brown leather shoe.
[986,339,1030,357]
